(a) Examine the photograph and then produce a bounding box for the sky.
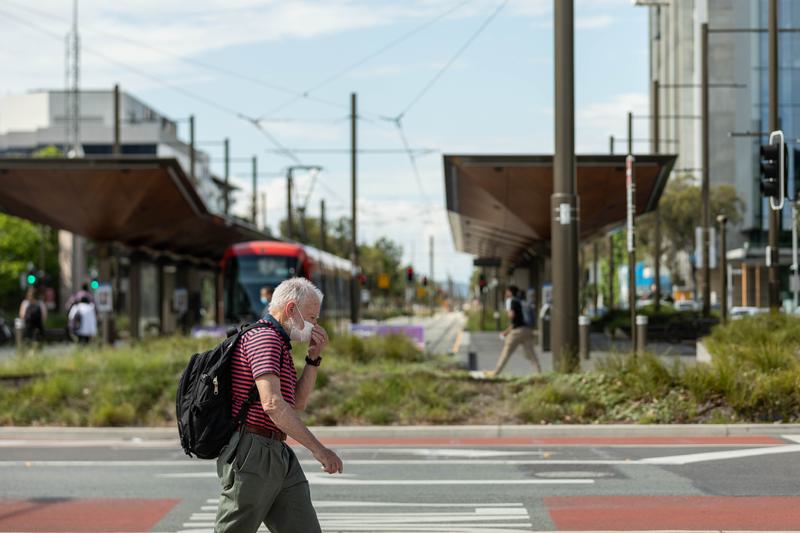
[0,0,651,284]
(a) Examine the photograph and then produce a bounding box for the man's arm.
[255,373,342,474]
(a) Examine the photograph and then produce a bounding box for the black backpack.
[24,301,43,330]
[176,319,278,459]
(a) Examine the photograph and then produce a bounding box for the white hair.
[268,277,323,314]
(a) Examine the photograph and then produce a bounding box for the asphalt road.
[1,432,799,532]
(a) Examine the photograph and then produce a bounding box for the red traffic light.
[406,266,414,282]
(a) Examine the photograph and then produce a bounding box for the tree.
[638,174,745,286]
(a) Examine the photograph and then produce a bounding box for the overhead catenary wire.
[258,0,473,120]
[1,7,306,165]
[392,0,509,122]
[0,0,357,115]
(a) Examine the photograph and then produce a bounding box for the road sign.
[417,286,427,299]
[626,155,636,253]
[173,288,188,314]
[95,285,113,313]
[378,273,390,289]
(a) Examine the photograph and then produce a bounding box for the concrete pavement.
[1,427,799,532]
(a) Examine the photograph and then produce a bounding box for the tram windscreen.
[224,254,298,321]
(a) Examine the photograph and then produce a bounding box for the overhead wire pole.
[429,235,434,314]
[113,83,121,156]
[251,156,258,225]
[223,138,230,215]
[701,22,711,317]
[286,167,294,240]
[189,115,195,185]
[351,92,360,324]
[652,78,661,312]
[551,0,579,372]
[320,199,327,252]
[768,0,780,311]
[627,112,637,354]
[261,192,267,232]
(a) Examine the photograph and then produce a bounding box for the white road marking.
[782,434,800,444]
[337,447,548,458]
[178,501,532,533]
[640,443,800,465]
[160,471,595,484]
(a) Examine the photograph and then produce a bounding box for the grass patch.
[2,315,800,426]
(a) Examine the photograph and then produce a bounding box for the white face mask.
[289,305,314,342]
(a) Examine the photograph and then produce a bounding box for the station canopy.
[444,154,677,264]
[0,157,266,262]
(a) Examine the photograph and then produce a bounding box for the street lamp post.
[551,0,580,371]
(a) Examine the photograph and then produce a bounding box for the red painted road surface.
[0,499,178,532]
[546,496,800,531]
[304,435,786,446]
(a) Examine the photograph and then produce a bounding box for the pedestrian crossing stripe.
[177,500,532,533]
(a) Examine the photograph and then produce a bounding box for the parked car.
[730,306,769,320]
[674,299,701,312]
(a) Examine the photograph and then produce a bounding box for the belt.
[244,424,287,442]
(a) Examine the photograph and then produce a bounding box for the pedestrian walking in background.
[486,285,541,377]
[65,282,93,312]
[68,296,97,344]
[215,277,342,533]
[19,286,46,344]
[259,285,274,316]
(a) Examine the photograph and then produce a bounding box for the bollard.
[578,315,591,360]
[468,351,478,371]
[14,318,24,354]
[635,315,648,354]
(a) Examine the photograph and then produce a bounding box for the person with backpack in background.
[486,285,541,378]
[68,296,97,344]
[212,277,342,533]
[18,286,46,345]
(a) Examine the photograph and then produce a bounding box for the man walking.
[67,296,97,344]
[215,277,342,533]
[487,285,541,377]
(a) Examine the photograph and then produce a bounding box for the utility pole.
[286,168,294,240]
[609,135,614,155]
[551,0,579,371]
[608,233,615,311]
[320,199,327,251]
[112,83,121,156]
[223,138,230,215]
[429,235,434,314]
[627,112,637,354]
[652,78,661,312]
[592,240,599,315]
[718,215,728,323]
[251,155,257,225]
[701,22,711,317]
[350,92,360,324]
[768,0,780,311]
[189,114,195,185]
[261,192,267,232]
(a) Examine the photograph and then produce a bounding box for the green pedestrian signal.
[90,279,100,290]
[26,274,36,285]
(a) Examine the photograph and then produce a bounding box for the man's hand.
[313,447,343,474]
[308,324,329,358]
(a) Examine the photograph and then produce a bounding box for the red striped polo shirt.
[230,318,296,433]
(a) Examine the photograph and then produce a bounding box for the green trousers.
[214,430,321,533]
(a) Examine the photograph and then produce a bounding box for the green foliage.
[0,214,59,312]
[3,315,800,427]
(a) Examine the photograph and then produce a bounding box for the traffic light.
[90,277,100,290]
[478,274,487,290]
[26,273,37,286]
[760,140,787,200]
[406,266,414,282]
[422,276,428,287]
